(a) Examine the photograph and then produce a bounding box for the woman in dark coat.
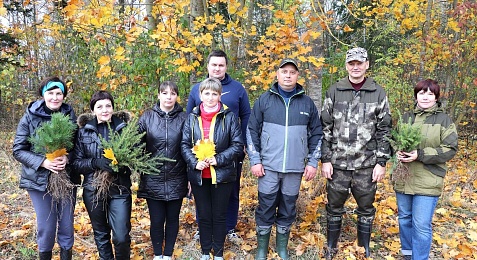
[137,81,188,260]
[12,76,78,260]
[181,78,243,260]
[72,91,132,260]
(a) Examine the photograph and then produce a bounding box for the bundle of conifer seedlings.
[389,112,422,182]
[29,113,77,205]
[94,117,173,200]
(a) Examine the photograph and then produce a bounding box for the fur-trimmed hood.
[77,110,132,128]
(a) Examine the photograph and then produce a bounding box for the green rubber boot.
[255,228,271,260]
[276,231,290,260]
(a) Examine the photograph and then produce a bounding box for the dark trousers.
[226,161,242,231]
[146,198,183,256]
[326,167,377,217]
[192,179,234,257]
[83,189,132,260]
[28,189,76,252]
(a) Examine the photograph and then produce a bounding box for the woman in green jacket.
[394,79,458,260]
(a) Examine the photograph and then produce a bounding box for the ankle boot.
[325,215,342,260]
[357,216,374,258]
[39,251,52,260]
[60,247,72,260]
[255,227,271,260]
[276,231,290,260]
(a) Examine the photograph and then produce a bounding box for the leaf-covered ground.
[1,131,476,259]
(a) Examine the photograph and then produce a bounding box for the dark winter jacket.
[394,103,458,196]
[71,111,132,194]
[186,73,251,145]
[13,99,79,191]
[137,102,188,201]
[321,77,392,170]
[181,102,243,186]
[246,82,323,173]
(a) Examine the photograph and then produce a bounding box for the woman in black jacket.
[137,81,188,260]
[12,76,78,260]
[181,78,243,260]
[72,91,132,260]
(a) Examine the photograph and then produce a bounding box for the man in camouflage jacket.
[320,47,392,259]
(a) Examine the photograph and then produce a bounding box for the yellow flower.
[46,148,68,160]
[192,139,216,161]
[103,148,118,165]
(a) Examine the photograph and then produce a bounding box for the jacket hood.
[152,102,184,117]
[77,110,132,128]
[27,99,74,118]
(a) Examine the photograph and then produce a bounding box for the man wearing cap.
[247,58,322,260]
[320,47,392,259]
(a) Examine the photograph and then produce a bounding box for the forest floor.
[1,130,476,260]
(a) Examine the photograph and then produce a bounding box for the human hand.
[372,164,386,182]
[303,165,317,181]
[92,158,113,172]
[41,158,63,173]
[195,160,209,171]
[321,162,333,180]
[397,150,418,163]
[205,156,217,166]
[251,163,265,177]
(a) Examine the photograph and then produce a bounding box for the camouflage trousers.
[326,167,377,217]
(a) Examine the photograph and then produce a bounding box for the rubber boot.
[357,216,374,258]
[60,247,72,260]
[255,227,271,260]
[276,231,290,260]
[39,251,52,260]
[325,215,342,260]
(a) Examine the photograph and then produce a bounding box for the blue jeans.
[396,192,439,260]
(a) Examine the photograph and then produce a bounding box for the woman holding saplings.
[137,81,188,260]
[13,76,78,260]
[72,90,132,259]
[181,78,244,260]
[394,79,458,260]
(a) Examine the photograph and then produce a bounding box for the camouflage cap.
[278,58,299,71]
[346,47,368,63]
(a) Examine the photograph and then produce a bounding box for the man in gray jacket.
[321,47,392,259]
[247,58,323,260]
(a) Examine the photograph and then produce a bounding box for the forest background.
[0,0,476,259]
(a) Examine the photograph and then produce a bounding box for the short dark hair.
[89,90,115,111]
[38,76,68,97]
[159,81,179,95]
[414,79,440,100]
[207,50,228,65]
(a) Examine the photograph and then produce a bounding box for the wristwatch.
[377,161,387,167]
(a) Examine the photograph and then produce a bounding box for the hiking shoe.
[227,229,242,244]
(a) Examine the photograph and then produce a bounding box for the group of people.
[12,47,458,260]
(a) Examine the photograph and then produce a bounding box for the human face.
[346,60,369,83]
[93,99,114,124]
[207,56,227,80]
[200,89,221,109]
[159,87,178,112]
[277,64,299,91]
[416,88,437,109]
[43,88,64,111]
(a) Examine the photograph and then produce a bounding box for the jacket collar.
[77,110,131,132]
[152,102,184,117]
[336,77,377,91]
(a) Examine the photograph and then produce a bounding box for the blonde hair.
[199,78,222,95]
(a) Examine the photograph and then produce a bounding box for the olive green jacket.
[394,103,458,196]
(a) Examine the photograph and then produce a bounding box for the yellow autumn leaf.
[192,139,216,161]
[343,24,354,32]
[98,56,111,66]
[0,7,7,16]
[103,148,118,165]
[46,148,68,160]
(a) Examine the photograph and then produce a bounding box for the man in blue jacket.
[247,58,323,260]
[186,50,251,243]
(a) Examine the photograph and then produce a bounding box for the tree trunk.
[145,0,158,30]
[189,0,206,84]
[308,0,325,110]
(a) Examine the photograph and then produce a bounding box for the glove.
[92,158,113,172]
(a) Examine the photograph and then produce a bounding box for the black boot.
[255,227,271,260]
[325,215,342,260]
[276,231,290,260]
[357,216,374,258]
[60,247,72,260]
[39,251,52,260]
